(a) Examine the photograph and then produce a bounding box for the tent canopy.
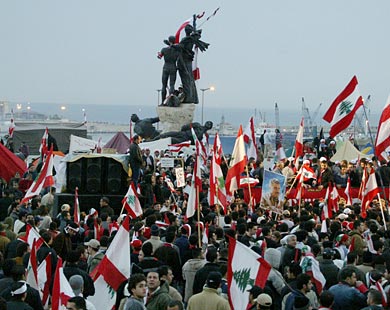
[104,132,131,154]
[331,140,369,163]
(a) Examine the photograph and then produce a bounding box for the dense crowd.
[0,134,390,310]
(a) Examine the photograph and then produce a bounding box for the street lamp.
[156,89,162,105]
[200,86,215,124]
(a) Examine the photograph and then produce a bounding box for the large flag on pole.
[361,169,380,218]
[186,140,202,219]
[21,149,54,204]
[89,216,131,310]
[213,132,224,165]
[122,183,143,219]
[225,125,247,194]
[26,239,39,291]
[39,127,49,157]
[37,253,52,307]
[294,118,304,168]
[323,76,364,137]
[52,257,75,310]
[209,151,227,213]
[227,238,271,310]
[243,116,258,160]
[8,109,15,137]
[375,96,390,162]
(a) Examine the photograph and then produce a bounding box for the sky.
[1,1,389,127]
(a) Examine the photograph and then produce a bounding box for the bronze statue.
[131,114,160,140]
[153,121,213,144]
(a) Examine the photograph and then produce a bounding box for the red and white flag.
[213,132,224,165]
[122,183,143,219]
[8,109,15,137]
[39,127,49,157]
[168,140,191,153]
[243,116,258,160]
[323,76,364,137]
[74,187,80,224]
[209,151,227,213]
[344,177,352,205]
[165,177,176,193]
[294,118,304,168]
[21,149,54,204]
[329,183,339,213]
[89,216,131,310]
[26,239,39,291]
[186,140,202,219]
[37,253,52,307]
[300,256,326,295]
[361,169,380,218]
[375,96,390,161]
[227,238,271,310]
[18,224,45,249]
[52,257,75,310]
[225,125,247,194]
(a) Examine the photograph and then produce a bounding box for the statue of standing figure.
[158,15,209,105]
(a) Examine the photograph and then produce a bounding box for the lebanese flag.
[361,169,380,218]
[39,127,49,157]
[37,253,52,307]
[227,238,271,310]
[225,126,247,194]
[168,140,191,153]
[213,132,224,165]
[243,116,258,160]
[21,149,54,204]
[26,239,39,291]
[18,224,45,249]
[375,96,390,161]
[89,216,131,310]
[122,183,143,219]
[52,257,75,310]
[300,256,326,294]
[165,177,177,193]
[296,165,317,183]
[186,140,202,219]
[329,183,339,213]
[344,177,352,205]
[294,118,304,168]
[209,151,227,213]
[239,176,259,188]
[323,76,364,137]
[94,218,103,241]
[8,109,15,137]
[74,187,80,224]
[363,231,378,255]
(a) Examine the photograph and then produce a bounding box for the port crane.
[301,97,322,138]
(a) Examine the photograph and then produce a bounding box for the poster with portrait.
[260,170,286,214]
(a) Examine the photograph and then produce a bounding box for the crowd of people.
[0,133,390,310]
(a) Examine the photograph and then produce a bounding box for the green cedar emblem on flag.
[338,100,352,116]
[233,268,255,292]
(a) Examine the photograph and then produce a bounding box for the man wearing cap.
[85,239,104,274]
[187,271,230,310]
[143,224,164,254]
[247,286,263,310]
[319,248,339,289]
[69,275,96,310]
[256,293,272,309]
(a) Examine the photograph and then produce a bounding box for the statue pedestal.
[157,104,196,133]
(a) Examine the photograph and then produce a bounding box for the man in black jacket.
[129,135,143,188]
[192,247,220,295]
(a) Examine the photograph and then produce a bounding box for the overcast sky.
[1,1,389,126]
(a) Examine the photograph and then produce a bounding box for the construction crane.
[275,102,279,129]
[301,97,312,137]
[354,95,371,137]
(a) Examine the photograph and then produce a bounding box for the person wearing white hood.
[264,248,286,308]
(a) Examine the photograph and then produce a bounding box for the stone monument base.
[157,104,196,133]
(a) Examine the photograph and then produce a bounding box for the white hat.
[319,157,327,162]
[337,213,348,220]
[343,207,352,215]
[288,157,295,162]
[303,159,310,165]
[330,141,336,145]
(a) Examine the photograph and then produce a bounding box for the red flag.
[375,95,390,161]
[168,140,191,153]
[52,257,74,310]
[209,151,227,213]
[186,140,202,219]
[21,149,54,204]
[18,224,45,249]
[122,183,143,218]
[361,169,380,218]
[39,127,49,157]
[26,239,39,290]
[323,76,364,137]
[213,132,224,165]
[294,118,304,168]
[225,125,247,194]
[8,109,15,137]
[74,187,80,224]
[243,116,258,160]
[37,252,52,307]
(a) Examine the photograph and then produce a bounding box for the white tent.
[330,140,369,163]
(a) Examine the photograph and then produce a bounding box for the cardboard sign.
[175,167,185,188]
[160,157,175,168]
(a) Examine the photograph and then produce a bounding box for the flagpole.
[197,187,202,248]
[120,201,126,215]
[246,168,253,215]
[298,185,302,217]
[377,193,387,230]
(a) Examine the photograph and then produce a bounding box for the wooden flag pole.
[377,193,387,230]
